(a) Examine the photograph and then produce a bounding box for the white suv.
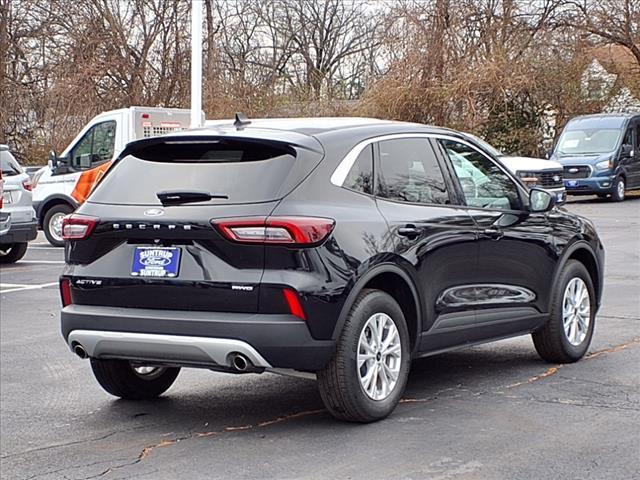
[0,145,37,263]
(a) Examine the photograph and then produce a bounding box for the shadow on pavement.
[84,342,545,435]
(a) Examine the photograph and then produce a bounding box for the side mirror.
[529,188,556,213]
[621,144,633,158]
[48,150,58,168]
[50,152,70,174]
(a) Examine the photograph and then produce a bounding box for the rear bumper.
[0,220,37,244]
[68,330,273,369]
[61,305,335,371]
[0,212,10,236]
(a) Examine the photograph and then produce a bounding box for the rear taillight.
[213,216,335,246]
[22,179,32,191]
[61,214,98,240]
[283,288,306,320]
[60,278,72,307]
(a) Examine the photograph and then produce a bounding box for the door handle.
[482,228,503,240]
[398,225,420,238]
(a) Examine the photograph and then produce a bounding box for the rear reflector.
[61,214,98,240]
[213,216,335,246]
[60,278,72,307]
[283,288,306,320]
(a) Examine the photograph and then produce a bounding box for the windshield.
[556,128,622,155]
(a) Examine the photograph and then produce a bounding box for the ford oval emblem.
[569,168,578,173]
[553,175,561,182]
[144,208,164,217]
[139,248,173,267]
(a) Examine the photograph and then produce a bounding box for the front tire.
[317,289,411,422]
[43,204,73,247]
[610,176,625,202]
[90,359,180,400]
[0,242,28,263]
[532,260,595,363]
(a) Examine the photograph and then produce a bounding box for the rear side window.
[343,145,373,194]
[88,139,321,206]
[376,138,449,205]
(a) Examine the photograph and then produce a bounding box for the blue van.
[551,113,640,201]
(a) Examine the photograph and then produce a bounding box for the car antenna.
[234,112,251,130]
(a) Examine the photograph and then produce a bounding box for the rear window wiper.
[156,190,229,205]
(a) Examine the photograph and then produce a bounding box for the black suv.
[60,117,604,422]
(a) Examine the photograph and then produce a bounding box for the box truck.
[32,107,195,245]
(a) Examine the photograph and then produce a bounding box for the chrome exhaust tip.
[73,344,88,359]
[230,353,251,372]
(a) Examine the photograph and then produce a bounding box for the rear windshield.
[1,151,23,176]
[88,139,321,205]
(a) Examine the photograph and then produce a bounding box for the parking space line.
[28,246,62,250]
[0,282,58,293]
[17,260,65,264]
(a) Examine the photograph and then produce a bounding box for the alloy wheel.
[49,212,66,243]
[562,277,591,346]
[357,312,402,401]
[131,364,165,380]
[617,179,625,200]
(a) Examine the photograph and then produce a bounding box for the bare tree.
[2,0,636,163]
[561,0,640,67]
[270,0,384,99]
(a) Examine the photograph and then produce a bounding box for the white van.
[32,107,195,246]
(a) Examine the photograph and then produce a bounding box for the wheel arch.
[37,195,78,228]
[332,263,423,353]
[553,241,602,310]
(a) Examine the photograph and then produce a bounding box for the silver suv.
[0,145,37,263]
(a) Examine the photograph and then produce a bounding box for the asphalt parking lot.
[1,195,639,480]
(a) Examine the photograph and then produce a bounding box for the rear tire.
[43,204,73,247]
[532,260,595,363]
[0,242,28,263]
[610,176,625,202]
[90,359,180,400]
[317,289,411,422]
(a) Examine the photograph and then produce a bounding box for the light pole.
[190,0,203,129]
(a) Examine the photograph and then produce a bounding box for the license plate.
[565,180,578,187]
[131,247,181,278]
